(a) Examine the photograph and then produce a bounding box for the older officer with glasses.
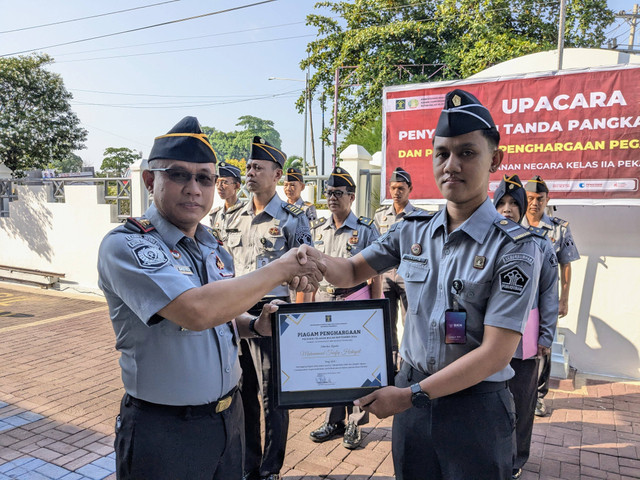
[98,117,322,480]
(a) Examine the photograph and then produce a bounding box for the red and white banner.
[382,66,640,202]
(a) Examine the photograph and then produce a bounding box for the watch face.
[412,392,430,408]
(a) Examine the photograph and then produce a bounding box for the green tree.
[203,115,284,162]
[0,54,87,175]
[100,147,141,177]
[48,153,83,173]
[342,117,382,155]
[302,0,614,144]
[284,155,304,173]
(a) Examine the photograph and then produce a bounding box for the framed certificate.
[271,299,393,409]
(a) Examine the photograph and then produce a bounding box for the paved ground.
[0,283,639,480]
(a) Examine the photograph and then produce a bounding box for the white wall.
[0,184,115,294]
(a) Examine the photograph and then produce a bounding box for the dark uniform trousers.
[537,350,552,398]
[115,390,244,480]
[240,297,290,478]
[392,362,516,480]
[382,268,407,354]
[315,288,369,427]
[509,357,540,470]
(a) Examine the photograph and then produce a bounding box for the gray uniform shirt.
[361,198,542,382]
[311,212,379,291]
[294,197,317,222]
[226,192,312,298]
[374,202,421,281]
[522,213,580,264]
[210,198,245,244]
[98,204,240,406]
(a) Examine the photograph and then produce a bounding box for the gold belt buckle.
[216,395,232,413]
[326,286,335,294]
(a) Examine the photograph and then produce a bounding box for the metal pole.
[320,94,325,176]
[557,0,566,70]
[302,74,308,169]
[629,4,639,51]
[332,67,339,168]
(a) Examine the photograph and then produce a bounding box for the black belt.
[318,282,368,297]
[400,362,507,396]
[126,386,238,416]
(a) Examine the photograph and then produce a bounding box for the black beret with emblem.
[493,174,527,222]
[149,116,218,164]
[286,167,304,182]
[390,166,411,185]
[524,175,549,193]
[327,166,355,188]
[217,161,241,181]
[434,89,496,137]
[249,136,286,167]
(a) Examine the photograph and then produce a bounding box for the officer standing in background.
[493,174,559,479]
[308,166,382,450]
[97,117,322,480]
[373,166,422,363]
[297,90,542,479]
[523,175,580,417]
[226,137,313,480]
[210,161,244,243]
[283,167,317,221]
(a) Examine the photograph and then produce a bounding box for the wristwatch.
[248,316,265,338]
[410,383,431,408]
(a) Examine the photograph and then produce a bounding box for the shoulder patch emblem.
[132,244,169,269]
[358,216,374,226]
[494,218,531,242]
[551,216,569,227]
[499,265,529,295]
[283,203,303,216]
[126,217,155,233]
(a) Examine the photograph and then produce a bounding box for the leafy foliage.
[203,115,283,163]
[0,54,87,175]
[48,152,84,173]
[302,0,614,145]
[284,155,304,173]
[100,147,142,176]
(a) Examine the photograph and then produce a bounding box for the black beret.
[286,167,304,182]
[435,89,496,137]
[149,116,218,164]
[249,136,286,167]
[494,174,528,222]
[327,166,355,188]
[524,175,549,193]
[390,166,411,185]
[217,162,241,181]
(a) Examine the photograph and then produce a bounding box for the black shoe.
[342,421,362,449]
[242,472,260,480]
[512,468,522,479]
[309,421,345,443]
[535,398,547,417]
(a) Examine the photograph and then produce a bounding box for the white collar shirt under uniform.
[210,198,245,244]
[98,204,239,406]
[312,211,379,290]
[361,198,542,382]
[225,192,312,298]
[522,213,580,265]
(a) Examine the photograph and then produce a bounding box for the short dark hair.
[481,127,500,149]
[346,186,356,194]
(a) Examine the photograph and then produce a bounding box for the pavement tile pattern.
[1,284,639,479]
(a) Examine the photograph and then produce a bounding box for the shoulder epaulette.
[551,216,569,227]
[303,201,313,207]
[125,217,155,233]
[494,218,531,242]
[283,203,303,216]
[210,206,222,215]
[358,216,374,226]
[310,217,327,229]
[527,226,548,238]
[375,205,387,212]
[226,202,244,214]
[403,210,435,222]
[205,226,224,245]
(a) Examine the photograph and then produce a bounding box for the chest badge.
[269,227,281,236]
[383,216,388,221]
[349,236,359,245]
[473,255,486,269]
[216,255,225,270]
[170,249,181,259]
[411,243,422,255]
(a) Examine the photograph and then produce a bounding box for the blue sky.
[0,0,635,173]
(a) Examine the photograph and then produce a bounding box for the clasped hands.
[281,244,326,293]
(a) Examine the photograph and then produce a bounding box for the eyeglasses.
[324,189,348,199]
[216,180,233,187]
[149,168,216,187]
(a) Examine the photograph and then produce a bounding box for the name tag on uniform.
[175,265,193,275]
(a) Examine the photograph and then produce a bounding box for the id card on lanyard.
[445,278,467,344]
